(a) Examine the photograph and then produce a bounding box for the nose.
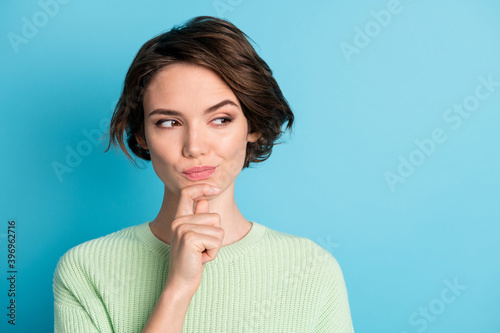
[182,125,208,158]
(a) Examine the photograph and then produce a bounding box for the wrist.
[164,278,198,300]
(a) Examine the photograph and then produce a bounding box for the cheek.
[147,140,180,184]
[146,129,177,164]
[220,133,248,172]
[149,151,170,182]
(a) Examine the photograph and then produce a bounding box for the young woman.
[53,16,354,332]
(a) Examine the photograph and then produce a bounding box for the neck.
[149,182,251,247]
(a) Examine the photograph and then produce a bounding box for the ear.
[135,134,149,150]
[247,131,261,143]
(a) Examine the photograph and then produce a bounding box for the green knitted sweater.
[53,221,354,332]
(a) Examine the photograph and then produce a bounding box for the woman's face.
[139,62,259,196]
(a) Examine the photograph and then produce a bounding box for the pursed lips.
[182,166,217,180]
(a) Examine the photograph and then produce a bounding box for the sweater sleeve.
[54,302,100,333]
[314,252,355,333]
[53,247,113,333]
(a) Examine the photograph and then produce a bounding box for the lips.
[182,166,217,181]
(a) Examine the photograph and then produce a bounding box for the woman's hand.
[164,184,225,296]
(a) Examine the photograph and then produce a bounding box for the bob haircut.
[104,16,294,168]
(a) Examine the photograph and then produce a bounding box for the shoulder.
[256,225,348,304]
[260,224,343,275]
[53,223,143,283]
[261,224,333,255]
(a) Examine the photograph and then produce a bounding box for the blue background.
[1,0,499,332]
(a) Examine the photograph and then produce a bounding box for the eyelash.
[155,117,233,128]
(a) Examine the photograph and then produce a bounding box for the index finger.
[175,184,221,218]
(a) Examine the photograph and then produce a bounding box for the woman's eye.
[157,119,180,128]
[212,117,232,125]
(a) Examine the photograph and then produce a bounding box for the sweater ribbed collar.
[135,220,266,264]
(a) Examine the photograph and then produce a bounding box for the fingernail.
[210,186,221,193]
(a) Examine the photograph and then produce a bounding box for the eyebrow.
[148,99,239,118]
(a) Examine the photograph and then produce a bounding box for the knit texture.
[53,221,354,332]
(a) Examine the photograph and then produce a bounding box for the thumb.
[194,199,209,214]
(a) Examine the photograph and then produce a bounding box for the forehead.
[143,62,240,113]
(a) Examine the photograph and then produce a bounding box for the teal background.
[1,0,499,332]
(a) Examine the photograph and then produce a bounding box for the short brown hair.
[104,16,294,168]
